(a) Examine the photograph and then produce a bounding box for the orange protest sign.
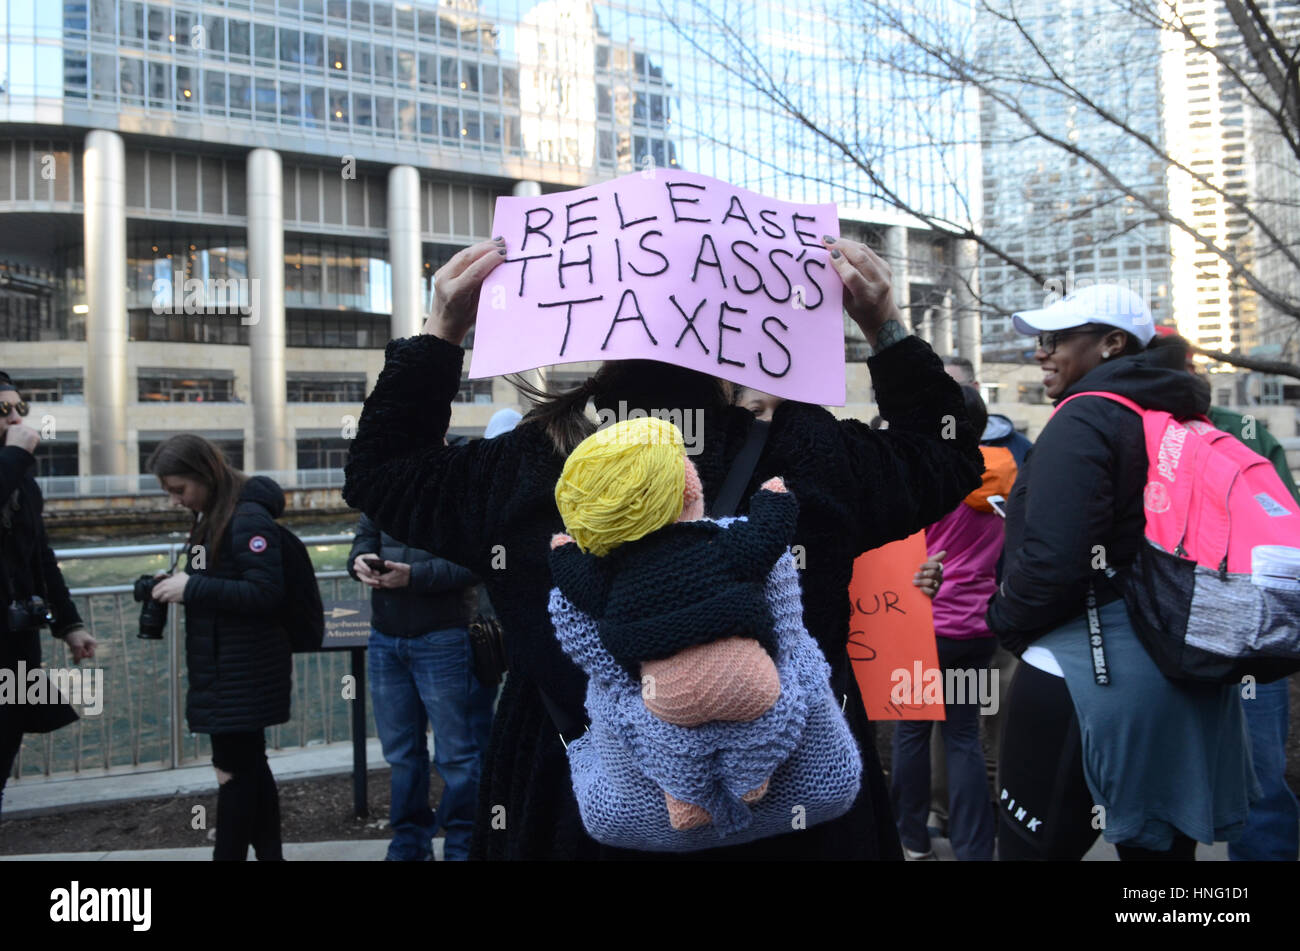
[846,531,944,721]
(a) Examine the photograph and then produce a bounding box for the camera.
[133,575,169,639]
[7,595,52,633]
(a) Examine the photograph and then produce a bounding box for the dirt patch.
[0,768,435,855]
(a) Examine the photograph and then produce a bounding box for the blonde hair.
[554,417,686,556]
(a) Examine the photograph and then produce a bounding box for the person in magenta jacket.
[893,386,1016,861]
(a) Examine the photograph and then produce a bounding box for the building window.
[11,374,84,403]
[455,379,493,404]
[34,441,79,478]
[286,310,390,348]
[296,437,350,469]
[137,373,235,402]
[140,438,244,473]
[287,376,366,402]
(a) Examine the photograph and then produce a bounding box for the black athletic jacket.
[986,346,1210,655]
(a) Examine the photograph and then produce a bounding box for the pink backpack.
[1057,391,1300,684]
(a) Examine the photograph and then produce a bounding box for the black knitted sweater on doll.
[549,486,798,678]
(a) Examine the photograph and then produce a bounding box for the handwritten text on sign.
[469,170,846,405]
[847,532,944,722]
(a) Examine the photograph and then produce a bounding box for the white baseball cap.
[1012,284,1155,346]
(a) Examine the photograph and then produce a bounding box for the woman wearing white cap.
[986,284,1258,861]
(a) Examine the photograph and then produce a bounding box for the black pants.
[210,730,283,861]
[997,662,1197,862]
[0,717,22,822]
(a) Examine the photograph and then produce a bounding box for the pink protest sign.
[469,170,846,405]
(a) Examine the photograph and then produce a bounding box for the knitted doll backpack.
[546,418,863,852]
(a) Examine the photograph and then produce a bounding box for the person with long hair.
[0,373,97,818]
[344,236,984,859]
[987,285,1257,861]
[146,434,292,860]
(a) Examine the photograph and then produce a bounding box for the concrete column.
[83,130,129,476]
[513,180,546,388]
[387,165,423,340]
[934,290,954,357]
[954,238,981,380]
[885,225,911,329]
[918,306,935,347]
[246,148,289,472]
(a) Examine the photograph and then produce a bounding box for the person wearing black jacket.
[343,236,984,860]
[347,512,493,861]
[146,434,292,861]
[986,284,1256,861]
[0,373,96,817]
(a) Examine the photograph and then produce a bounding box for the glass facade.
[26,0,973,216]
[2,0,983,479]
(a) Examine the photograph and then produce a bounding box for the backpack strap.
[1053,390,1143,416]
[710,419,771,519]
[536,683,586,748]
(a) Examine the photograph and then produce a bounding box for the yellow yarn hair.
[555,417,686,557]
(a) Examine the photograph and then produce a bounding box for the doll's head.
[555,416,702,556]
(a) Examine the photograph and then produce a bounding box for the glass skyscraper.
[2,0,982,480]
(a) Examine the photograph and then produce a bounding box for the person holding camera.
[145,433,292,860]
[0,372,96,818]
[347,511,494,861]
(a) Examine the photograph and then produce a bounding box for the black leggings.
[0,718,22,822]
[210,730,283,861]
[996,662,1197,862]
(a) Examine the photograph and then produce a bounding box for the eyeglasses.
[1035,327,1105,356]
[0,401,29,418]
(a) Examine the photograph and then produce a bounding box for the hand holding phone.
[364,556,391,575]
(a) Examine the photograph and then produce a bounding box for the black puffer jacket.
[0,445,81,735]
[987,346,1210,653]
[345,512,479,637]
[344,332,983,860]
[181,475,292,734]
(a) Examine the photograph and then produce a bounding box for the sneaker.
[904,847,937,861]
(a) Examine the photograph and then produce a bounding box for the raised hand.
[423,238,508,345]
[822,236,901,348]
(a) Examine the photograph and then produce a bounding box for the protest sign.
[846,531,944,722]
[469,170,846,405]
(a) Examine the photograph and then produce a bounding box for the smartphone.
[987,495,1007,519]
[363,556,391,574]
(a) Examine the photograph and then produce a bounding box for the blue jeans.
[368,627,495,861]
[891,636,996,860]
[1230,678,1300,861]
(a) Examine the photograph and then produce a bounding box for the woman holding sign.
[343,235,983,860]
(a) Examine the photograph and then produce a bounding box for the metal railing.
[36,468,346,499]
[12,535,372,782]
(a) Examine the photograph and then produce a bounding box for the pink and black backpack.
[1057,391,1300,684]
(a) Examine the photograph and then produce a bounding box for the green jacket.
[1207,406,1300,505]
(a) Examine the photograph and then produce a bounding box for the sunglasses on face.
[1035,327,1105,356]
[0,401,30,418]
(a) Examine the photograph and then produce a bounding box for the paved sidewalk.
[0,838,432,861]
[919,832,1229,861]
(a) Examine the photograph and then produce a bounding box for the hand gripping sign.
[469,170,847,406]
